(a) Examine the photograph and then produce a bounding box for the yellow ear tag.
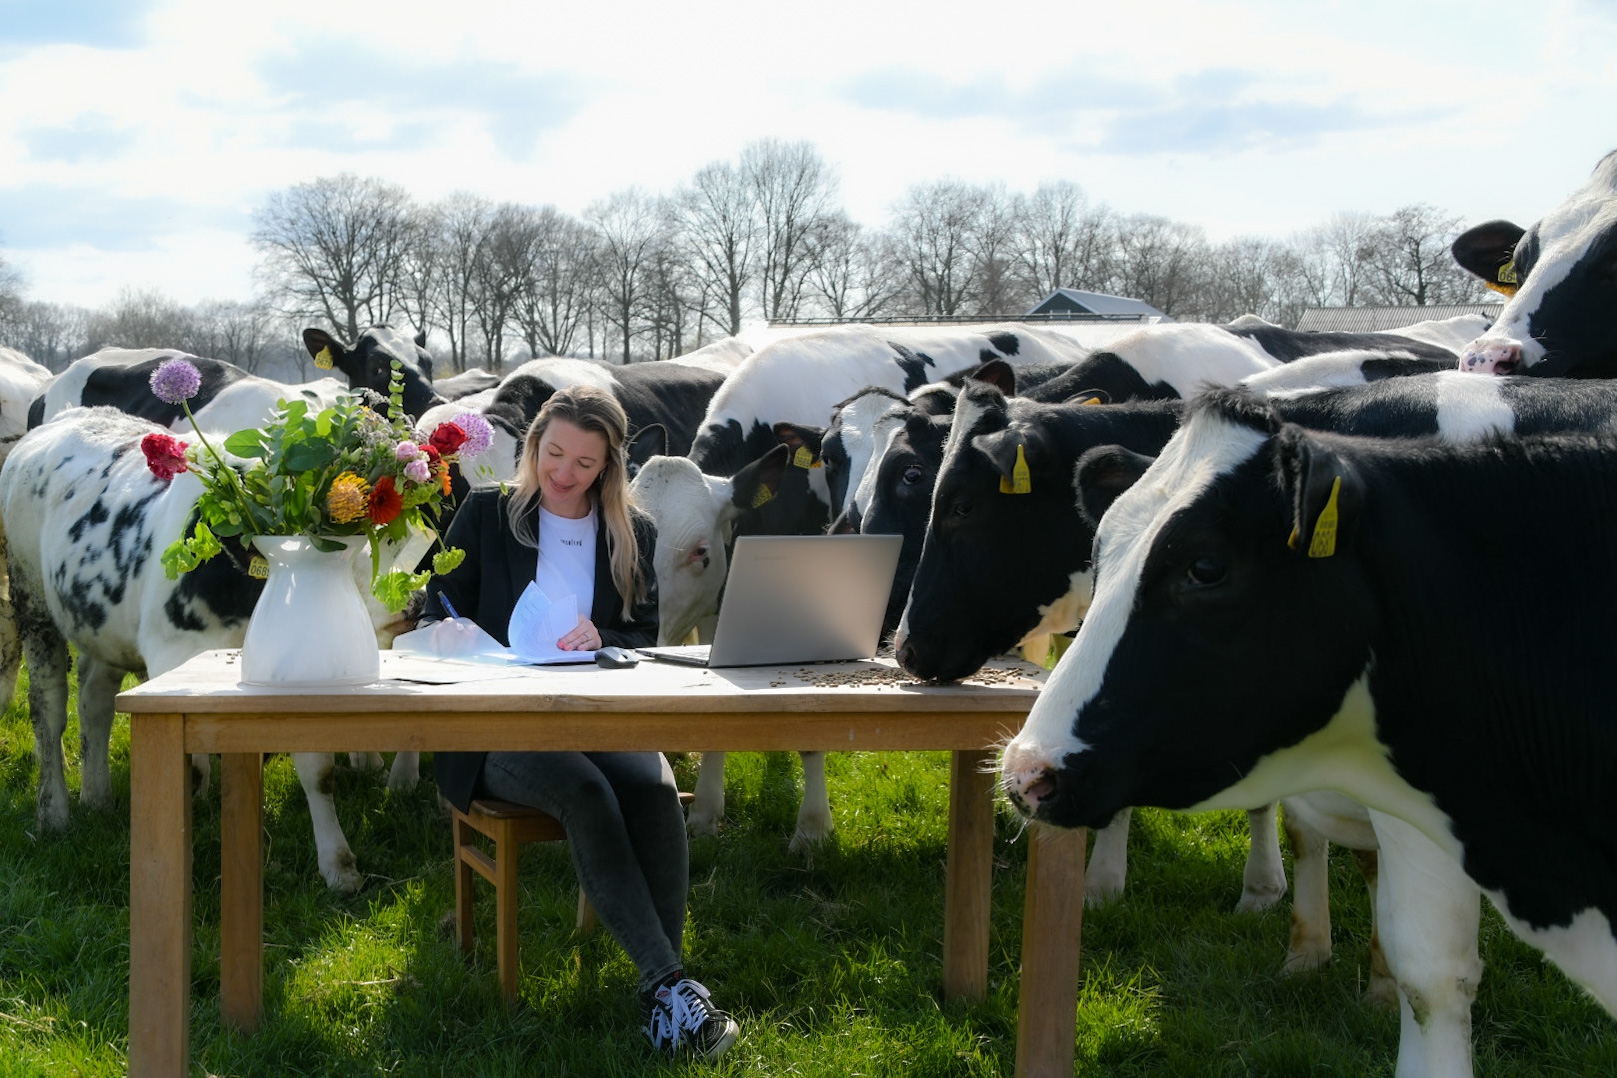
[248,555,269,579]
[1306,476,1342,559]
[1498,259,1518,285]
[1483,279,1519,298]
[998,444,1032,494]
[751,485,774,509]
[1081,396,1103,406]
[313,345,334,370]
[793,446,814,469]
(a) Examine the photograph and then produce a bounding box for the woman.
[424,385,739,1060]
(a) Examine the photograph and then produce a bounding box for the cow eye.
[1185,556,1226,587]
[951,500,973,518]
[902,466,924,485]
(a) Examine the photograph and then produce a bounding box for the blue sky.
[2,0,1614,308]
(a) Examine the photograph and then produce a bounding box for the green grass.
[0,661,1612,1076]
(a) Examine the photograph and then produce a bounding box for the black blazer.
[424,488,659,811]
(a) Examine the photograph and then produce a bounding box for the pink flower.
[404,458,432,483]
[394,440,424,462]
[141,433,189,481]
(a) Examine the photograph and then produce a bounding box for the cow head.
[817,386,907,519]
[1000,391,1376,830]
[1454,150,1617,378]
[851,408,951,633]
[629,445,790,645]
[303,324,444,421]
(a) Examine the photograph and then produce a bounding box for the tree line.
[1,138,1491,375]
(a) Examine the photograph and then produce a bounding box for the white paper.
[391,610,592,668]
[508,581,584,664]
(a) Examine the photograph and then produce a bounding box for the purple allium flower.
[453,411,494,458]
[394,440,424,462]
[150,358,202,404]
[404,458,432,483]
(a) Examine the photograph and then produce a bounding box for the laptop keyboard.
[644,644,711,661]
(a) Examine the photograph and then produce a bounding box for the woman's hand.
[558,616,602,652]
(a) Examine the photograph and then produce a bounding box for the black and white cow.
[433,366,503,401]
[1,407,425,893]
[1003,391,1617,1070]
[415,356,730,489]
[1455,149,1617,377]
[0,347,56,709]
[302,324,445,421]
[31,347,351,433]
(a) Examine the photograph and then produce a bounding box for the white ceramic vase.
[239,535,380,688]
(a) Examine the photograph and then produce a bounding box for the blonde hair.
[507,385,646,617]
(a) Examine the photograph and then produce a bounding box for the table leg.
[128,713,191,1078]
[1014,824,1087,1078]
[942,748,995,1002]
[221,753,264,1030]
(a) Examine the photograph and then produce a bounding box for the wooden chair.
[452,791,695,1003]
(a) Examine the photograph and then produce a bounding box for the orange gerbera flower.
[368,474,403,525]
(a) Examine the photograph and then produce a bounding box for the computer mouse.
[594,646,640,669]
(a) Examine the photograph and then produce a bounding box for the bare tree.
[1112,214,1210,319]
[83,288,198,352]
[251,174,416,341]
[5,300,88,369]
[805,215,904,321]
[467,203,544,372]
[1013,181,1117,299]
[1363,203,1489,307]
[190,299,275,373]
[1193,236,1292,324]
[588,188,667,364]
[0,249,24,346]
[966,183,1022,316]
[743,139,838,322]
[891,179,988,316]
[511,207,599,359]
[429,193,499,373]
[394,204,444,350]
[675,159,757,336]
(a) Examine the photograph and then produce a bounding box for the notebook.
[638,534,903,668]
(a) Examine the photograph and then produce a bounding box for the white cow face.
[630,456,737,646]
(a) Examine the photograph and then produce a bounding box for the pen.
[440,595,460,620]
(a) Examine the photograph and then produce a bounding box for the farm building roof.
[1028,289,1170,322]
[1295,304,1501,333]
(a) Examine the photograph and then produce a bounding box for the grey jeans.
[479,751,687,989]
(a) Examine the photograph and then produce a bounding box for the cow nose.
[829,512,858,535]
[895,639,916,671]
[1458,340,1522,376]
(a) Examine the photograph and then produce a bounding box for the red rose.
[428,423,467,457]
[367,474,403,525]
[141,433,189,481]
[421,444,441,464]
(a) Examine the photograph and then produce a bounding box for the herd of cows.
[0,149,1613,1072]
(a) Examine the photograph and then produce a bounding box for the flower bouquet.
[145,355,491,612]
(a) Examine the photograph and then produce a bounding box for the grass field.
[0,661,1612,1076]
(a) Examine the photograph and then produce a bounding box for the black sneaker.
[641,984,679,1054]
[658,977,739,1060]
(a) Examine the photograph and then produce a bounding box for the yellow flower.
[326,472,371,524]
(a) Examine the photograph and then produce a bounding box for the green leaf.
[223,430,269,458]
[283,441,335,472]
[372,568,431,613]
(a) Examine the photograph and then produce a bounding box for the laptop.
[638,534,902,668]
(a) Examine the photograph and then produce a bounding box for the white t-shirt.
[537,505,596,621]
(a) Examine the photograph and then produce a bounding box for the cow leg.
[22,618,72,830]
[1355,848,1399,1008]
[788,751,832,852]
[291,752,363,893]
[0,520,20,712]
[1235,802,1286,912]
[386,751,420,791]
[1084,807,1131,906]
[75,655,124,810]
[688,752,727,836]
[1280,801,1333,975]
[349,752,384,772]
[1368,810,1480,1078]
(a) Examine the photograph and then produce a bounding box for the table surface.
[120,650,1084,1078]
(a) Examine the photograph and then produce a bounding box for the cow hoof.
[1363,976,1400,1009]
[1233,881,1287,913]
[35,801,69,832]
[1280,947,1330,976]
[1083,873,1125,908]
[686,811,722,838]
[787,826,831,854]
[323,855,364,894]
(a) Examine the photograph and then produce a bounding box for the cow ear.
[414,329,428,349]
[968,359,1017,396]
[773,422,823,469]
[1074,445,1155,526]
[627,423,669,467]
[1276,427,1363,559]
[977,428,1039,495]
[1451,220,1526,295]
[731,443,791,511]
[302,328,349,372]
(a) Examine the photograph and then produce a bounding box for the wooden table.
[118,650,1086,1077]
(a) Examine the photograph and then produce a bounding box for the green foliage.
[156,359,469,607]
[0,669,1611,1075]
